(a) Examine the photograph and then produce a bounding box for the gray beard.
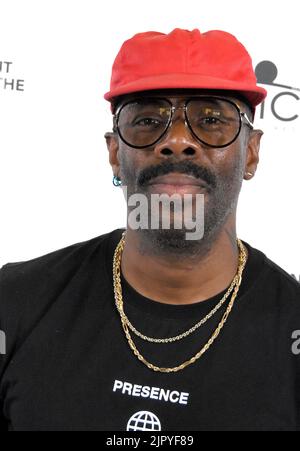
[129,197,237,260]
[120,155,244,260]
[125,178,240,260]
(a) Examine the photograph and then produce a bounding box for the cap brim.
[104,73,267,108]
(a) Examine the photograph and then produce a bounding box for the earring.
[113,175,122,187]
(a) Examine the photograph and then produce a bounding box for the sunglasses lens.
[186,98,241,147]
[117,99,172,148]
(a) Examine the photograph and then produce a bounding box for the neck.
[120,216,243,305]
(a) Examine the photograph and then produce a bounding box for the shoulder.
[265,258,300,291]
[0,229,123,358]
[246,242,300,307]
[267,258,300,318]
[0,228,122,288]
[264,254,300,298]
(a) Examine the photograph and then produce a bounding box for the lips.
[149,173,207,187]
[147,173,208,195]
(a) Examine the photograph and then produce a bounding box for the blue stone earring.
[113,175,122,187]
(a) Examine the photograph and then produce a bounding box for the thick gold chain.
[113,231,247,373]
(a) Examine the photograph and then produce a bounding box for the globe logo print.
[127,411,162,431]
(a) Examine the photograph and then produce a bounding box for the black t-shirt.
[0,228,299,431]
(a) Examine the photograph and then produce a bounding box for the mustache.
[137,161,217,189]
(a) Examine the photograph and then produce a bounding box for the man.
[0,28,299,432]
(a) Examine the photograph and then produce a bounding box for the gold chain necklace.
[117,265,239,345]
[113,231,248,373]
[114,232,246,344]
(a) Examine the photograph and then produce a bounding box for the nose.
[153,108,201,159]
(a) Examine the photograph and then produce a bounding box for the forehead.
[114,89,249,110]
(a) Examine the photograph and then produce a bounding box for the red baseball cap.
[104,28,267,109]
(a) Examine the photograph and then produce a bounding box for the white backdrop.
[0,0,299,280]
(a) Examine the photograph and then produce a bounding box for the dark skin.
[105,89,263,305]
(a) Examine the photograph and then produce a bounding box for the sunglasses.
[114,96,254,149]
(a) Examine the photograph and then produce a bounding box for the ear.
[105,132,120,177]
[244,129,264,180]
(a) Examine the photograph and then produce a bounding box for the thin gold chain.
[113,231,247,373]
[117,272,238,344]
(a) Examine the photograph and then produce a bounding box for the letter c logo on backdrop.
[255,60,299,122]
